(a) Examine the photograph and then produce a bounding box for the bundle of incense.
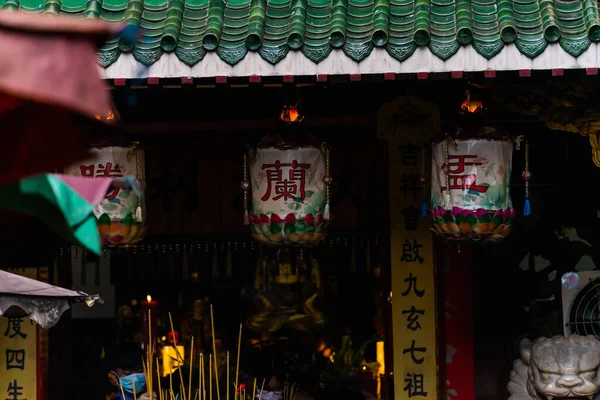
[149,308,246,400]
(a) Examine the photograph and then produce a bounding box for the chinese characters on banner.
[0,268,49,400]
[390,140,437,400]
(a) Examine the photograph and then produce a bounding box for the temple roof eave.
[101,43,600,79]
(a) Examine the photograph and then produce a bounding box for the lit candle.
[141,294,158,351]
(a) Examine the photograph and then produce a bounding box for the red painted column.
[437,242,475,400]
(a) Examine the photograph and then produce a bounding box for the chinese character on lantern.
[261,160,311,202]
[440,155,489,193]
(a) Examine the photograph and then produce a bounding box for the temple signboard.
[0,267,49,400]
[379,97,438,400]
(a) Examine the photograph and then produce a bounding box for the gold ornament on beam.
[498,81,600,168]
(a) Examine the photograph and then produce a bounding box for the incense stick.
[168,312,188,400]
[234,324,242,400]
[157,358,163,400]
[258,379,265,400]
[199,353,203,400]
[209,305,221,400]
[119,379,127,400]
[169,360,174,398]
[188,337,194,400]
[201,354,206,400]
[252,378,256,400]
[226,351,230,400]
[148,310,153,400]
[133,382,138,400]
[209,354,213,400]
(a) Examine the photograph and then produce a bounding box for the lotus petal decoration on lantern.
[242,137,331,246]
[65,145,147,247]
[430,126,516,243]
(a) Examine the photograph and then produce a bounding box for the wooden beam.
[121,115,374,134]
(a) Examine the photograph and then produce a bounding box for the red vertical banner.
[441,245,474,400]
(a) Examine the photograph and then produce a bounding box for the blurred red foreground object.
[0,11,123,186]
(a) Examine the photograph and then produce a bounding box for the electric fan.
[562,271,600,337]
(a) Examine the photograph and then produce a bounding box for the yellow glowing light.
[161,345,185,377]
[376,341,385,400]
[161,336,167,342]
[362,366,367,371]
[376,341,385,375]
[147,295,152,302]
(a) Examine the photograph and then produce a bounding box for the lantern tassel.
[421,200,428,218]
[244,209,249,225]
[524,199,531,217]
[523,140,531,217]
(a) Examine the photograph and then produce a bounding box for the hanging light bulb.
[460,90,484,114]
[279,104,304,124]
[95,104,120,122]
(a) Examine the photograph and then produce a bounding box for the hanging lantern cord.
[444,137,451,210]
[420,146,427,218]
[242,152,250,225]
[134,149,143,222]
[323,145,331,221]
[522,141,532,217]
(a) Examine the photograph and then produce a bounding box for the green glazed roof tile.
[11,0,600,67]
[217,0,252,65]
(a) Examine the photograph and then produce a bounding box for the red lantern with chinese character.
[430,126,516,242]
[64,145,147,247]
[242,136,331,246]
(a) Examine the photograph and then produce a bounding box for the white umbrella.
[0,269,102,329]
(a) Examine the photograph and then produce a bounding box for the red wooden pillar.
[436,241,475,400]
